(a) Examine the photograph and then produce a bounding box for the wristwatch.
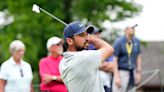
[52,76,57,80]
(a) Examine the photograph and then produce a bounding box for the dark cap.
[64,21,94,39]
[125,24,138,31]
[92,26,102,34]
[131,24,138,29]
[127,24,138,29]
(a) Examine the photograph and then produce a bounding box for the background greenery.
[0,0,142,88]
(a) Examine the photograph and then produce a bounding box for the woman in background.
[0,40,34,92]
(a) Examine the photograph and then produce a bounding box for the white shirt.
[99,71,112,87]
[0,57,33,92]
[59,50,105,92]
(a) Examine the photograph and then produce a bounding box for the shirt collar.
[48,55,62,60]
[63,51,77,58]
[9,57,23,66]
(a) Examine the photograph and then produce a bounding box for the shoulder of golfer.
[87,35,114,62]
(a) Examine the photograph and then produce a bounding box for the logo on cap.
[63,21,94,39]
[79,24,83,27]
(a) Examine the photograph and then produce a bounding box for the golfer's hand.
[135,72,141,85]
[42,74,53,84]
[86,35,95,43]
[115,76,121,88]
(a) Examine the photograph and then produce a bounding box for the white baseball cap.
[46,37,62,50]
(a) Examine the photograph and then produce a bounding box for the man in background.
[88,26,114,92]
[39,37,67,92]
[113,25,142,92]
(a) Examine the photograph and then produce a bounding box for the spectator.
[112,25,142,92]
[0,40,34,92]
[39,37,67,92]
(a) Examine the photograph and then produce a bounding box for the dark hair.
[63,36,74,52]
[63,40,68,52]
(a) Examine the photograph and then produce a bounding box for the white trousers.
[112,70,136,92]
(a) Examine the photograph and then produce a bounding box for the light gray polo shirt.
[59,50,105,92]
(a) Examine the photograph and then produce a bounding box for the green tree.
[0,0,142,85]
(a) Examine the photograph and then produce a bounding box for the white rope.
[128,69,161,92]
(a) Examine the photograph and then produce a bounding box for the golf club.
[132,24,138,28]
[32,4,68,26]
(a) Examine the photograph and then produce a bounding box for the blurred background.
[0,0,163,92]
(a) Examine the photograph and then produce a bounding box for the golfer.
[59,21,114,92]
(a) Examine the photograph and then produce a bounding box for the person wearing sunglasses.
[39,37,67,92]
[0,40,34,92]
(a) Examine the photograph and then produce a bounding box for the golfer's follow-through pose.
[59,21,114,92]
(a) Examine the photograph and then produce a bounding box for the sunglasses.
[20,68,24,77]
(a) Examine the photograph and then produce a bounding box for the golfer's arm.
[136,54,142,73]
[0,79,6,92]
[89,35,114,62]
[99,62,114,72]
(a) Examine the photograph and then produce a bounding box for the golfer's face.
[73,31,89,51]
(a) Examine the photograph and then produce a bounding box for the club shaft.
[132,24,138,28]
[39,7,68,26]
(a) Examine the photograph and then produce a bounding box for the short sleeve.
[0,63,8,80]
[113,39,121,57]
[78,50,102,69]
[39,59,48,77]
[27,63,33,79]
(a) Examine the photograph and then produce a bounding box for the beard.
[75,45,85,51]
[74,41,89,51]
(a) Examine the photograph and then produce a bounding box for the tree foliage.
[0,0,142,72]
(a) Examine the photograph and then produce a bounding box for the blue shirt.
[88,44,113,62]
[113,36,141,70]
